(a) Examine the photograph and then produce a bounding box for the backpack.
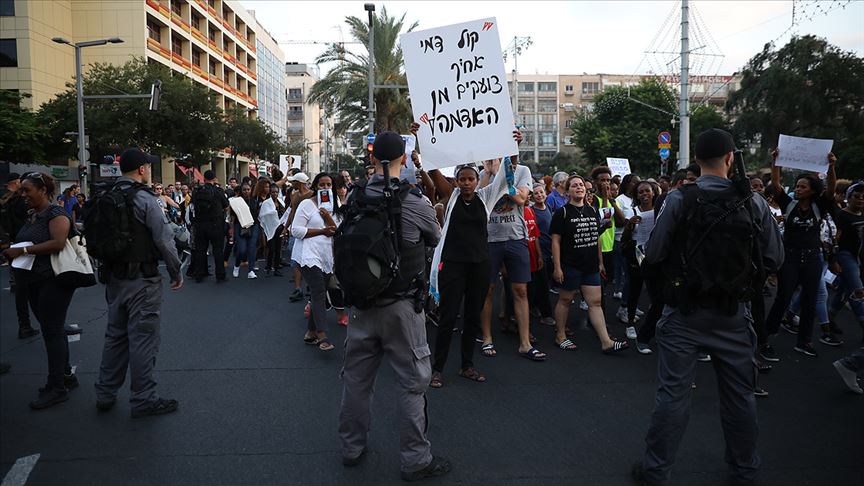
[82,181,148,263]
[664,184,761,315]
[333,176,411,310]
[191,185,219,221]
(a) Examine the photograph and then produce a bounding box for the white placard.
[401,18,517,170]
[401,135,417,156]
[279,155,302,174]
[606,157,631,177]
[776,134,833,173]
[10,242,34,270]
[99,165,122,177]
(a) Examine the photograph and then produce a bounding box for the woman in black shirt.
[2,173,78,410]
[550,175,628,354]
[764,150,837,357]
[829,181,864,331]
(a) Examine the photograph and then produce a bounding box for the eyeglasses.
[586,189,597,194]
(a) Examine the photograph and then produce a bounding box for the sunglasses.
[586,189,597,194]
[24,172,45,181]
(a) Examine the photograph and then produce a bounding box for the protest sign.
[776,134,833,173]
[606,157,631,177]
[279,155,302,174]
[401,18,517,170]
[401,135,416,156]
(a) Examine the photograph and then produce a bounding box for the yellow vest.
[596,196,615,253]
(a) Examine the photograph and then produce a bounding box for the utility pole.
[679,0,690,169]
[503,36,532,127]
[365,3,375,135]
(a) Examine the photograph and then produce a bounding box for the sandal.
[556,339,578,351]
[429,371,443,388]
[303,334,319,345]
[602,340,630,355]
[459,367,486,383]
[318,339,335,351]
[519,347,547,361]
[481,343,497,357]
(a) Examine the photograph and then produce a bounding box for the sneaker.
[401,456,451,481]
[819,333,843,347]
[759,344,780,362]
[833,360,863,394]
[541,316,556,327]
[612,291,623,300]
[616,307,629,324]
[793,343,818,357]
[64,324,82,335]
[232,266,240,278]
[289,288,303,302]
[17,327,40,339]
[342,447,367,467]
[754,387,769,398]
[579,300,588,311]
[636,342,653,355]
[781,321,799,335]
[756,359,772,374]
[697,353,711,362]
[635,308,645,318]
[625,326,637,340]
[247,270,257,279]
[131,398,179,418]
[29,387,69,410]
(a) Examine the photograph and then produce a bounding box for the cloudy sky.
[241,0,863,76]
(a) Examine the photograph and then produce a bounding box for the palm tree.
[308,7,417,137]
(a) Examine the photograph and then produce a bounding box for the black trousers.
[12,271,31,328]
[433,260,488,373]
[766,249,823,347]
[24,277,75,390]
[193,222,226,280]
[637,271,665,345]
[750,275,768,347]
[266,231,283,270]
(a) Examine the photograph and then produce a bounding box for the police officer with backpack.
[336,132,448,481]
[190,170,229,282]
[632,129,784,486]
[90,148,183,418]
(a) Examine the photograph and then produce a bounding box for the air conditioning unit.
[561,103,575,112]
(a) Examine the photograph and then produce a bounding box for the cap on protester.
[203,170,216,181]
[286,172,310,184]
[372,131,405,162]
[5,172,21,183]
[694,129,736,160]
[119,148,160,173]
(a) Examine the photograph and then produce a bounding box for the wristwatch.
[22,246,28,255]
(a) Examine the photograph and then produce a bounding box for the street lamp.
[52,36,124,195]
[364,3,375,136]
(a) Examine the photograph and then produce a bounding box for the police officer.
[338,132,449,480]
[191,170,229,282]
[633,129,784,485]
[94,148,183,418]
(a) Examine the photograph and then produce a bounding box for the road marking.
[2,454,40,486]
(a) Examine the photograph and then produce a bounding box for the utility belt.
[99,261,159,283]
[375,273,426,313]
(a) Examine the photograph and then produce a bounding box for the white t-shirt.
[486,165,533,243]
[614,194,634,241]
[290,199,338,273]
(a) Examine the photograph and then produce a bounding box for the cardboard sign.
[279,155,303,174]
[776,134,833,173]
[606,157,631,177]
[401,18,517,169]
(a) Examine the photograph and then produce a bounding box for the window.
[171,36,182,55]
[192,49,201,67]
[538,114,556,129]
[209,59,217,76]
[538,99,557,113]
[0,39,17,67]
[518,82,534,93]
[208,26,216,42]
[208,0,215,7]
[0,0,14,16]
[288,88,302,99]
[191,14,200,30]
[564,119,574,128]
[539,132,556,146]
[517,99,535,113]
[171,0,182,16]
[538,82,557,92]
[147,20,162,43]
[582,82,600,95]
[565,84,574,92]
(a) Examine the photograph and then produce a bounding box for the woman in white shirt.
[290,172,339,350]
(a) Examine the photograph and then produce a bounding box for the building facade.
[507,73,560,164]
[251,13,286,144]
[285,62,322,175]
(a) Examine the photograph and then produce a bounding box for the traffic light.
[78,165,87,179]
[366,142,374,163]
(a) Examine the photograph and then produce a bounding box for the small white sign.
[606,157,631,177]
[401,135,417,156]
[99,165,122,177]
[776,134,833,173]
[279,155,303,174]
[317,189,333,213]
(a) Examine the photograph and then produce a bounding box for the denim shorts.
[488,240,531,284]
[561,264,601,291]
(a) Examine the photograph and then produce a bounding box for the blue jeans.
[766,249,824,347]
[233,222,260,267]
[830,250,864,321]
[789,260,829,325]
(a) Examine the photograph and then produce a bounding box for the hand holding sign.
[775,134,834,173]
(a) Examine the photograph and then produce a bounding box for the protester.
[545,171,569,214]
[2,172,78,409]
[285,172,313,301]
[228,183,261,279]
[260,183,286,277]
[829,180,864,338]
[621,181,661,352]
[529,183,554,325]
[191,171,229,283]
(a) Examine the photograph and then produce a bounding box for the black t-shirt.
[192,184,229,222]
[835,209,864,255]
[550,203,601,273]
[775,192,826,250]
[15,205,70,283]
[442,196,488,263]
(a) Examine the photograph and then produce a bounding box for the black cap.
[5,172,20,183]
[119,148,160,173]
[694,129,736,160]
[203,170,216,181]
[372,131,405,161]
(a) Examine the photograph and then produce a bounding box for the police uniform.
[94,149,182,415]
[338,134,442,476]
[638,130,784,485]
[191,180,229,281]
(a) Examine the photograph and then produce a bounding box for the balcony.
[288,126,304,135]
[171,12,190,31]
[191,28,207,45]
[146,0,170,18]
[172,52,192,69]
[287,111,303,120]
[147,37,171,60]
[191,63,206,78]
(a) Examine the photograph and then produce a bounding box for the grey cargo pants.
[643,304,760,485]
[339,299,434,473]
[94,276,163,409]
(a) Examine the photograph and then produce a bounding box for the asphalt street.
[0,264,861,486]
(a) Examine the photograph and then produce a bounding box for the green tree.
[0,90,47,163]
[308,7,417,135]
[726,35,864,178]
[572,79,678,176]
[223,107,282,176]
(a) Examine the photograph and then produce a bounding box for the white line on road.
[2,454,40,486]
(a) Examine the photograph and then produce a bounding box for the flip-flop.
[519,347,547,361]
[318,339,335,351]
[459,367,486,383]
[556,339,578,351]
[429,372,443,388]
[481,343,497,357]
[602,340,630,355]
[303,335,319,345]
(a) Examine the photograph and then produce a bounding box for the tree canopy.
[0,90,45,163]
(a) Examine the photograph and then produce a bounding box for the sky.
[241,0,864,77]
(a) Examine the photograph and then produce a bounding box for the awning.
[176,165,204,183]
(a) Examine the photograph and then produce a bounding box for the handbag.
[51,234,97,288]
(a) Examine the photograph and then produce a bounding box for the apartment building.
[251,12,286,144]
[285,62,322,175]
